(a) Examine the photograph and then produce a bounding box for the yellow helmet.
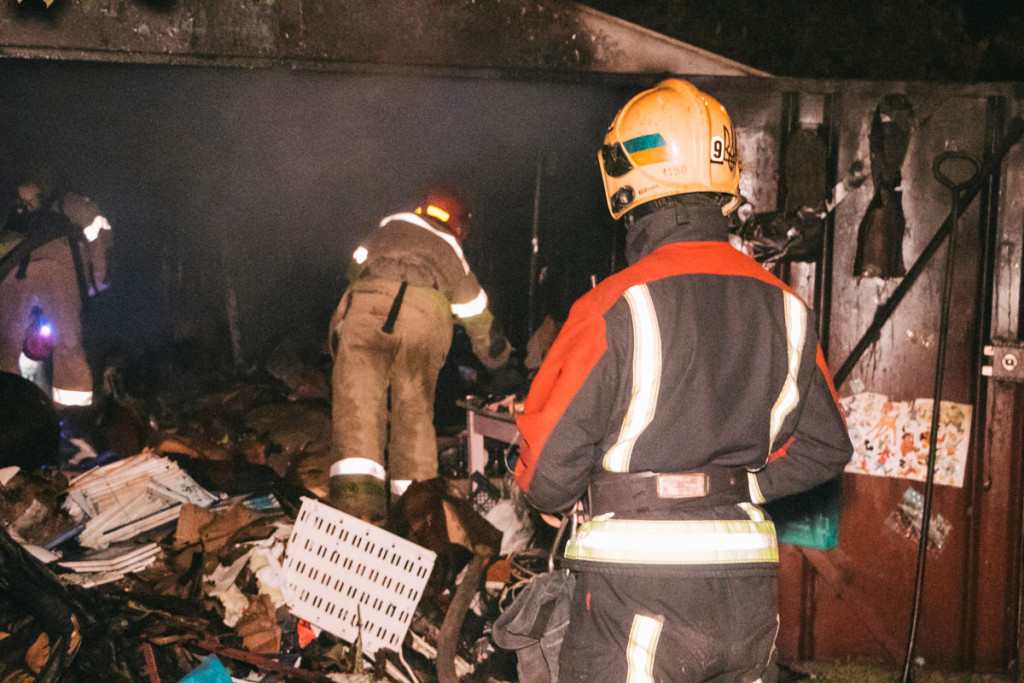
[599,78,741,220]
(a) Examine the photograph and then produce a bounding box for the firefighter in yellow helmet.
[513,79,852,681]
[328,188,511,524]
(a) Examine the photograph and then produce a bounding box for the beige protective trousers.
[0,253,92,405]
[330,280,453,482]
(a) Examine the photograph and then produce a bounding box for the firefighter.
[514,79,853,682]
[328,188,511,524]
[0,167,112,413]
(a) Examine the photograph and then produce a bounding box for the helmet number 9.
[710,136,726,164]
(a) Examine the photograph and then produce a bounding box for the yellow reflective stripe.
[380,212,470,274]
[425,204,450,222]
[603,284,661,472]
[565,517,779,565]
[769,292,806,450]
[451,288,488,319]
[626,614,662,683]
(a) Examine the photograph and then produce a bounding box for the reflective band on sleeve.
[747,471,766,504]
[768,292,806,450]
[451,289,488,319]
[52,387,93,407]
[83,215,111,243]
[626,614,663,683]
[564,517,778,565]
[352,245,368,264]
[603,284,661,472]
[329,457,386,481]
[381,212,470,274]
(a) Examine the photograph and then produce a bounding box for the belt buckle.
[656,473,708,498]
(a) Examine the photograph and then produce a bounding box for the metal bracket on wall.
[981,341,1024,381]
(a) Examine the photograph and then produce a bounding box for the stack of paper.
[65,451,220,549]
[57,542,162,587]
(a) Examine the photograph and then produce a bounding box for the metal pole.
[527,153,543,340]
[900,151,980,683]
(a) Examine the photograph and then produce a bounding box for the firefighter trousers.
[557,569,779,683]
[0,258,92,406]
[330,281,452,482]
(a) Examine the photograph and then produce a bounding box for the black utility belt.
[588,467,751,516]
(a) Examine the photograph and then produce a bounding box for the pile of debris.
[0,340,551,683]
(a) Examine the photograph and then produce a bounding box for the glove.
[486,358,528,397]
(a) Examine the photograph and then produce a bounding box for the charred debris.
[0,331,544,683]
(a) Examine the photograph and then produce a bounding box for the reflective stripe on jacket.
[515,235,852,573]
[345,212,510,369]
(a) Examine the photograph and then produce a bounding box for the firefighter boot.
[329,473,387,526]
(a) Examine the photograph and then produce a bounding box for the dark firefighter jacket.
[514,196,853,576]
[344,211,510,369]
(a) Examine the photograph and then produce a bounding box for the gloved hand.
[486,357,528,397]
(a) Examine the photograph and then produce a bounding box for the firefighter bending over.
[0,166,112,413]
[514,80,853,682]
[328,188,511,524]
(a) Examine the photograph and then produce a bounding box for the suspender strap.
[381,280,408,334]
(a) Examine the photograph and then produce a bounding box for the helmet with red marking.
[415,185,472,244]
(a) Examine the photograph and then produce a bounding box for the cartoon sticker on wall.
[841,392,971,488]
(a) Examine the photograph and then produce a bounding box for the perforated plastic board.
[283,497,436,655]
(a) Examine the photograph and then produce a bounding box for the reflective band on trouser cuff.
[329,457,386,481]
[626,614,663,683]
[451,289,488,319]
[52,387,93,407]
[564,517,779,565]
[391,479,412,497]
[18,352,41,378]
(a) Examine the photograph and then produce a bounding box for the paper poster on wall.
[840,392,971,488]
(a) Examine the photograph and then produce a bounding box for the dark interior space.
[0,59,623,379]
